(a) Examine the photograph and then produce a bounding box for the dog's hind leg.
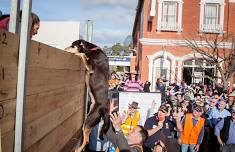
[75,127,92,152]
[85,72,96,115]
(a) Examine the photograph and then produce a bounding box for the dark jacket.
[220,116,231,143]
[144,115,178,151]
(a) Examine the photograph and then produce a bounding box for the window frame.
[199,0,225,34]
[157,0,183,33]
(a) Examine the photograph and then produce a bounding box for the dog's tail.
[98,106,110,140]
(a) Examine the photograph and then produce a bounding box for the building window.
[161,2,177,30]
[157,0,183,33]
[200,0,225,34]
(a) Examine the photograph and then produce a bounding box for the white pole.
[9,0,20,33]
[14,0,32,151]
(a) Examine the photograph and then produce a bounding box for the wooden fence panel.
[0,29,86,152]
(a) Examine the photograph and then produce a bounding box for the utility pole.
[84,20,93,42]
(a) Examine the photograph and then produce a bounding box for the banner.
[118,92,161,125]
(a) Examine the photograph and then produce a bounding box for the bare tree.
[184,34,235,91]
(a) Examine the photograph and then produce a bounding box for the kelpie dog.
[65,40,110,152]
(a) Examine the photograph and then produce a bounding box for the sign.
[194,72,203,83]
[118,92,161,125]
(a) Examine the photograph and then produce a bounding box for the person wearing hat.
[143,105,182,152]
[124,71,143,92]
[121,101,141,136]
[214,107,235,152]
[180,105,205,152]
[228,92,235,109]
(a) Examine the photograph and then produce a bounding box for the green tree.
[111,43,129,56]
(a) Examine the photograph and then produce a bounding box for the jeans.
[181,144,196,152]
[220,144,235,152]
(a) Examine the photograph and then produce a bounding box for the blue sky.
[0,0,137,47]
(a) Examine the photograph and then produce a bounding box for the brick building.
[132,0,235,91]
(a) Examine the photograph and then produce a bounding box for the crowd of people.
[99,71,235,152]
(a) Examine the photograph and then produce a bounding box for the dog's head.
[65,40,101,56]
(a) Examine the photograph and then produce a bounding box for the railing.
[160,22,178,31]
[200,24,223,33]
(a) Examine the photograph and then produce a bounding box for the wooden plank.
[60,130,83,152]
[0,29,19,69]
[0,68,18,102]
[26,67,85,95]
[24,84,85,124]
[0,100,15,152]
[0,99,16,135]
[24,111,84,152]
[1,131,14,152]
[24,99,84,150]
[28,41,85,70]
[50,112,84,152]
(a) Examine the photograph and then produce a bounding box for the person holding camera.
[143,105,182,152]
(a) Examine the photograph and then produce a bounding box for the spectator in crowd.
[205,97,218,117]
[206,89,214,98]
[207,100,231,126]
[214,107,235,152]
[123,72,130,82]
[0,11,40,38]
[121,101,141,136]
[108,71,120,90]
[143,81,151,92]
[152,140,167,152]
[156,78,166,103]
[124,71,143,92]
[86,120,110,152]
[180,105,205,152]
[107,111,148,152]
[206,99,231,152]
[182,95,193,113]
[144,105,182,152]
[175,91,183,103]
[227,92,235,109]
[179,80,187,93]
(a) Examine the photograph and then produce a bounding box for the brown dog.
[65,40,110,152]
